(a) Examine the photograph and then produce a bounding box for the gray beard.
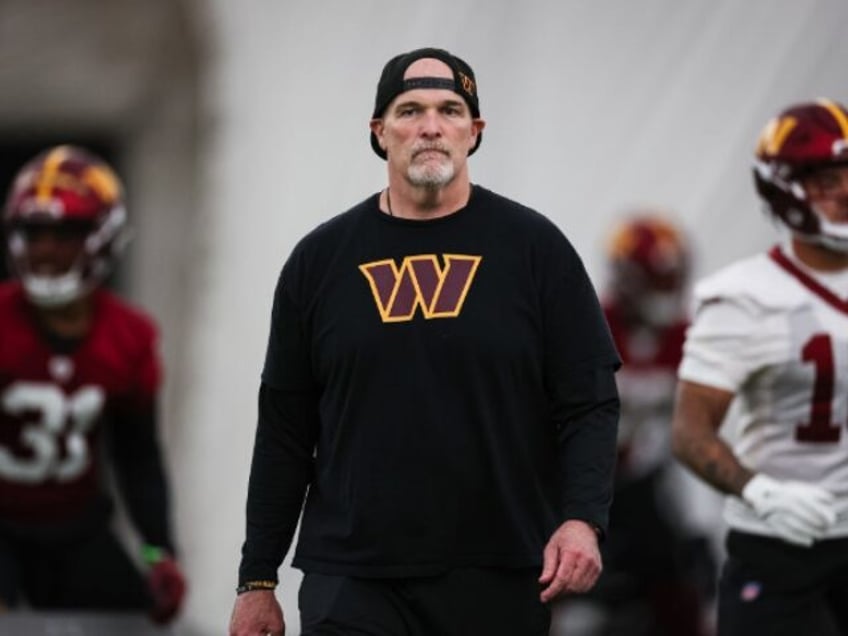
[408,157,456,188]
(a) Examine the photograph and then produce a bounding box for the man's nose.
[419,109,443,137]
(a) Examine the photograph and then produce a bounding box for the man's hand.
[229,590,285,636]
[538,519,602,602]
[742,473,837,547]
[147,556,187,624]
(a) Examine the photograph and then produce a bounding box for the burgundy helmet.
[753,98,848,252]
[606,213,689,327]
[4,145,128,306]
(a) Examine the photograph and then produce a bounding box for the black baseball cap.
[370,47,482,160]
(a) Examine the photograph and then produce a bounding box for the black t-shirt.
[240,185,620,580]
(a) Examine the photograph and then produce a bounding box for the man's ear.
[370,119,387,151]
[469,118,486,149]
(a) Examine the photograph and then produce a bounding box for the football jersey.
[679,244,848,538]
[0,282,161,525]
[604,302,687,479]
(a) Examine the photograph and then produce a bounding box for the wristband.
[236,580,278,595]
[142,544,168,566]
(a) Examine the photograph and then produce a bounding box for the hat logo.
[458,72,475,97]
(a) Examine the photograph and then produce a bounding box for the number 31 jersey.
[0,281,161,525]
[679,245,848,539]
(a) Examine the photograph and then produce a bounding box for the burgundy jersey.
[604,301,688,478]
[0,281,160,525]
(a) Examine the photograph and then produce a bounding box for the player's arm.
[109,398,186,623]
[670,379,749,495]
[107,316,178,554]
[672,377,838,546]
[109,399,174,547]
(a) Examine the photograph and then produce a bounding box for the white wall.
[176,1,848,633]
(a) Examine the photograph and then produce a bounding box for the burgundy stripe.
[768,245,848,315]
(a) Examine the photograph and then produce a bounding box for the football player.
[0,145,186,623]
[672,98,848,635]
[557,215,716,636]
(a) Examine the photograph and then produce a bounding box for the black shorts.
[0,522,150,611]
[718,530,848,636]
[299,567,551,636]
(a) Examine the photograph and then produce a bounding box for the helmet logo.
[756,116,797,158]
[82,165,121,203]
[834,138,848,158]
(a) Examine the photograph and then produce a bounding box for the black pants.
[0,522,151,611]
[299,568,551,636]
[718,531,848,636]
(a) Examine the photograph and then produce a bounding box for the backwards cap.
[370,47,482,160]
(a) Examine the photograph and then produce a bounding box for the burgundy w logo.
[359,254,482,323]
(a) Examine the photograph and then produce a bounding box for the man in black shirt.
[229,47,620,636]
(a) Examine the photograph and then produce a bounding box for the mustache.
[411,143,450,158]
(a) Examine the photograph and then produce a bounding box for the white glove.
[741,474,837,547]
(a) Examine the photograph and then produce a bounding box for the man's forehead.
[391,89,466,108]
[403,57,453,80]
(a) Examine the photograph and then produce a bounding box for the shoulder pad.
[693,252,806,314]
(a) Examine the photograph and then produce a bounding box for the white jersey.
[679,244,848,539]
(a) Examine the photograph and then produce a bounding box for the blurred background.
[1,0,847,633]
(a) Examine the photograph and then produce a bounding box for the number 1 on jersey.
[797,333,841,442]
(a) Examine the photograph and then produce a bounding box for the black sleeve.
[238,267,320,584]
[238,383,319,584]
[555,365,619,537]
[542,233,621,536]
[108,400,175,552]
